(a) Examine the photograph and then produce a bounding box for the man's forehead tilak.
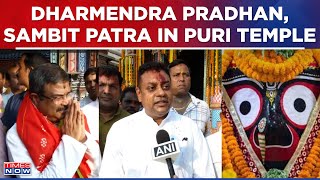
[140,70,169,85]
[155,71,169,84]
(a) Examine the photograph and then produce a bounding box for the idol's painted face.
[223,67,320,170]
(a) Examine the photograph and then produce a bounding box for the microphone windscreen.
[156,129,170,144]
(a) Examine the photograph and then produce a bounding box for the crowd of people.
[0,52,220,178]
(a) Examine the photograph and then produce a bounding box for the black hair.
[23,53,50,69]
[137,61,170,87]
[98,65,123,86]
[84,67,97,80]
[84,67,98,83]
[168,59,191,75]
[29,64,70,95]
[120,86,137,101]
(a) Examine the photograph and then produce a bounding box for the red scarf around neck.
[16,93,91,178]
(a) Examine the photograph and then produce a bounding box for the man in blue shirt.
[1,53,49,131]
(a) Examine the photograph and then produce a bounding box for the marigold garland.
[222,114,256,178]
[222,169,237,178]
[222,108,320,178]
[221,50,234,76]
[222,134,234,170]
[222,50,319,83]
[235,50,314,82]
[298,128,320,178]
[222,49,320,178]
[312,49,320,66]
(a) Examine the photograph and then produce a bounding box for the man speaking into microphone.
[99,62,215,178]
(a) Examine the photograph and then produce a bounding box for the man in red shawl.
[6,63,101,178]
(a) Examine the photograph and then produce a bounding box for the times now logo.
[3,162,31,175]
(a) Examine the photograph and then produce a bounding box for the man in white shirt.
[168,59,211,137]
[100,62,215,178]
[6,64,101,178]
[80,67,97,107]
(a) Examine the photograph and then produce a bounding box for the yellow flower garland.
[298,133,320,178]
[221,50,234,76]
[222,49,320,178]
[222,133,236,177]
[222,50,318,83]
[222,110,320,178]
[312,49,320,66]
[235,50,314,83]
[222,114,256,178]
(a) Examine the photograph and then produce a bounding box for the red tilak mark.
[156,72,167,83]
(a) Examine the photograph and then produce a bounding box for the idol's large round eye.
[229,86,263,130]
[281,84,317,129]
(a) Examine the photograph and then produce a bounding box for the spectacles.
[40,92,76,104]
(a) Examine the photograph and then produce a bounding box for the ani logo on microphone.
[154,141,177,157]
[152,140,180,161]
[3,162,31,175]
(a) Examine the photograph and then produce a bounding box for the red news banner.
[1,1,184,48]
[0,0,319,48]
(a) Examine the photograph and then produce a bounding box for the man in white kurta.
[6,124,101,178]
[100,62,215,178]
[5,64,101,178]
[100,109,214,178]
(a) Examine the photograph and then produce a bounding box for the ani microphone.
[152,129,180,178]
